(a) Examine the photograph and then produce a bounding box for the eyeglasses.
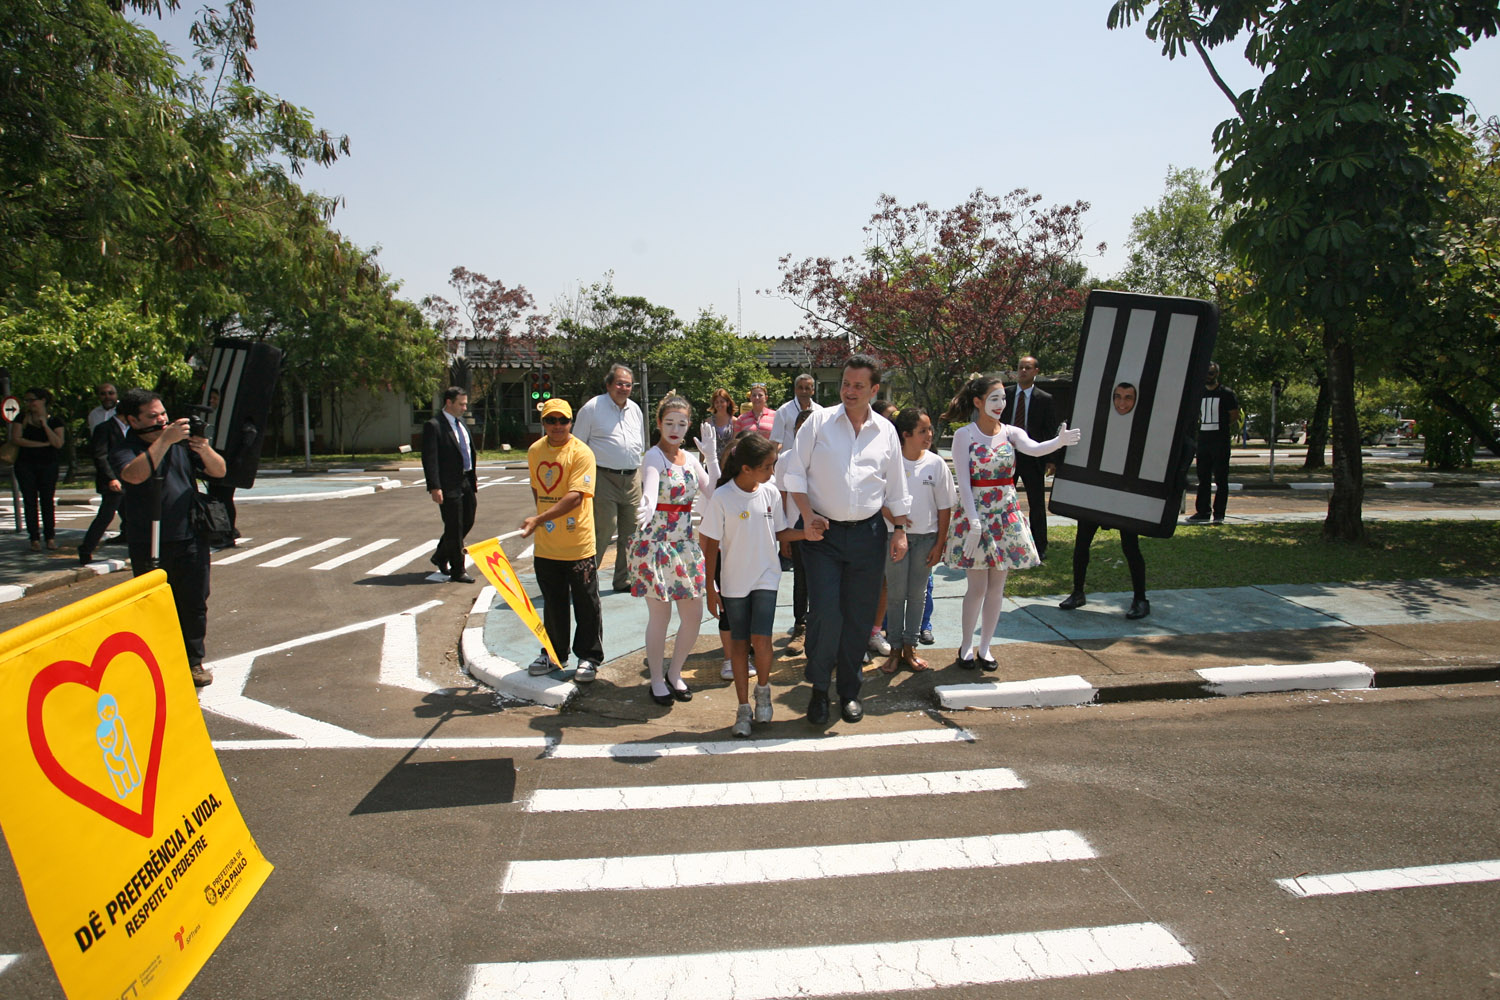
[542,415,571,425]
[612,381,634,390]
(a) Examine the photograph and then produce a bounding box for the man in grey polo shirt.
[572,362,645,591]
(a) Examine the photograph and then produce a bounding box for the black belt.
[597,466,638,476]
[816,512,879,528]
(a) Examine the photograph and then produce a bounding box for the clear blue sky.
[141,1,1500,338]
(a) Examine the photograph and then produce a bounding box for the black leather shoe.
[805,688,830,725]
[1125,597,1151,620]
[649,687,674,707]
[77,550,92,565]
[430,553,447,573]
[669,682,693,703]
[1058,591,1087,610]
[956,655,979,670]
[840,698,864,724]
[449,572,476,584]
[977,654,998,672]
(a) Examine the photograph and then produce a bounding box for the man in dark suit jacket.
[423,386,478,583]
[77,410,128,564]
[1001,355,1058,558]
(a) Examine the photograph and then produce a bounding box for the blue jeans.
[885,532,936,647]
[802,515,886,703]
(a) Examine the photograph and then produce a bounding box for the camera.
[186,404,213,439]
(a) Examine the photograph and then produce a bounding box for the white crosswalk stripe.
[367,540,439,576]
[214,536,299,563]
[502,830,1094,894]
[258,536,349,567]
[465,923,1194,1000]
[311,538,398,570]
[525,767,1025,812]
[1278,859,1500,897]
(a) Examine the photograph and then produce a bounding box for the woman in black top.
[9,388,66,550]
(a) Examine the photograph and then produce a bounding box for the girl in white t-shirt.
[880,407,954,673]
[701,434,802,737]
[629,396,714,706]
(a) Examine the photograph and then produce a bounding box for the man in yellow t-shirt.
[520,398,603,681]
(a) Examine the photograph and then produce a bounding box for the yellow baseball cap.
[539,398,573,420]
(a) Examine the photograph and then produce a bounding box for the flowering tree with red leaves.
[420,266,549,447]
[772,189,1099,418]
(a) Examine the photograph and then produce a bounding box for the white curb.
[935,674,1099,710]
[1196,660,1373,697]
[1289,482,1335,490]
[459,586,577,708]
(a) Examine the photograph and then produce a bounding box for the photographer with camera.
[111,389,226,688]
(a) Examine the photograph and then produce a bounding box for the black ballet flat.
[669,682,693,703]
[649,686,674,707]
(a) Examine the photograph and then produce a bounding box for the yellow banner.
[467,537,562,668]
[0,571,271,1000]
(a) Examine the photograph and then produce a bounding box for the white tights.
[646,596,704,695]
[959,567,1008,661]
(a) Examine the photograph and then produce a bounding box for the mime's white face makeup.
[983,388,1007,420]
[660,411,690,444]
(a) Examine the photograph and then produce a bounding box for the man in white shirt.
[784,354,911,727]
[86,382,118,432]
[771,373,822,452]
[571,363,645,591]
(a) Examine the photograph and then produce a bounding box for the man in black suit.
[1001,355,1058,559]
[77,406,129,564]
[422,386,478,583]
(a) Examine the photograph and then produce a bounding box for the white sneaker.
[721,658,757,680]
[753,684,773,723]
[574,660,598,683]
[732,704,753,738]
[868,631,892,656]
[528,652,558,676]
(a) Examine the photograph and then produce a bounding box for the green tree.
[538,279,682,407]
[649,311,780,424]
[1110,0,1500,541]
[0,282,192,418]
[1119,166,1231,299]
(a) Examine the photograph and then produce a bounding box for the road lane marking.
[380,605,441,692]
[215,536,299,563]
[198,600,445,741]
[543,727,974,759]
[213,737,552,750]
[0,954,17,976]
[1278,859,1500,897]
[501,829,1094,894]
[312,537,399,570]
[526,767,1024,812]
[259,536,350,567]
[463,922,1194,999]
[368,539,439,576]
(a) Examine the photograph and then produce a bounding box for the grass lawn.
[1001,521,1500,597]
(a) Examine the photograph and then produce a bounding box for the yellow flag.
[467,537,562,668]
[0,571,271,1000]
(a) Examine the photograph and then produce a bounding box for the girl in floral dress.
[942,375,1080,670]
[630,395,713,706]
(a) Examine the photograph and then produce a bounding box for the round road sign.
[1,395,20,423]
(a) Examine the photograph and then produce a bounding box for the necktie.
[453,416,470,470]
[1015,390,1027,432]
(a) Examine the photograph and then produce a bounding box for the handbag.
[190,487,235,547]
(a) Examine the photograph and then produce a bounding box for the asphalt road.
[2,470,1498,999]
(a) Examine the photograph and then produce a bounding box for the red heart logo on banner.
[26,631,167,839]
[534,461,563,493]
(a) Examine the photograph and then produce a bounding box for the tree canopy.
[772,189,1097,418]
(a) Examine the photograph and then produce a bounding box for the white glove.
[962,529,982,561]
[1057,421,1082,447]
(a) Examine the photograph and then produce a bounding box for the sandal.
[901,646,929,672]
[878,652,902,675]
